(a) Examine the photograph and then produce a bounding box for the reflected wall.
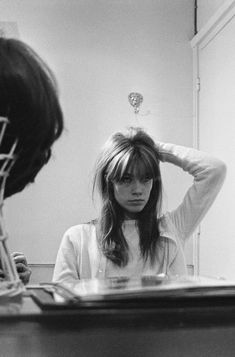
[0,1,194,272]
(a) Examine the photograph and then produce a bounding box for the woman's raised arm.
[156,142,226,241]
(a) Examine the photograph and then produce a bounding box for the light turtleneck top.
[105,220,169,278]
[105,220,143,278]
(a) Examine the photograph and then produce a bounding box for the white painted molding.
[191,0,235,48]
[28,263,55,268]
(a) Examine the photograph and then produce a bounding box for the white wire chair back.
[0,116,23,299]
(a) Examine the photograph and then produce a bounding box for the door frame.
[190,0,235,275]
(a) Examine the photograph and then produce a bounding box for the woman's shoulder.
[63,220,97,240]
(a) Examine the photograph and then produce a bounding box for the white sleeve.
[157,142,227,241]
[52,227,80,284]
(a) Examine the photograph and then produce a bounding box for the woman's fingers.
[11,252,27,265]
[11,252,31,284]
[15,263,32,284]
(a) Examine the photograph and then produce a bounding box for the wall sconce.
[128,92,143,115]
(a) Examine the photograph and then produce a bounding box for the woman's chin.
[124,208,144,219]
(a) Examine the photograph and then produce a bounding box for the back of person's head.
[94,126,162,215]
[0,37,63,198]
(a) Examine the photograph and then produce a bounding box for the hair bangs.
[127,146,160,182]
[106,147,133,182]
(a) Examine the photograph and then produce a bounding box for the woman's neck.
[124,213,138,220]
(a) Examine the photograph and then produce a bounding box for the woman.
[53,127,226,283]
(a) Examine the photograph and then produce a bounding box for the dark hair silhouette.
[0,38,63,198]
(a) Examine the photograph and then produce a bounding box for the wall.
[0,1,194,272]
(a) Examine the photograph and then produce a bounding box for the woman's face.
[113,165,153,219]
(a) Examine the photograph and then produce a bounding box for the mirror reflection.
[0,1,233,286]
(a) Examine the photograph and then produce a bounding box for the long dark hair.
[93,127,163,267]
[0,38,63,198]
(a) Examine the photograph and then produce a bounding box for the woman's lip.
[128,200,145,204]
[129,199,144,201]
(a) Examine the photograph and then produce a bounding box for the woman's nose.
[131,180,143,194]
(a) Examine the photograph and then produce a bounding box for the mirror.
[0,0,232,282]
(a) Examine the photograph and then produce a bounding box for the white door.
[191,1,235,279]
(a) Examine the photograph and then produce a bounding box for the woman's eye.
[142,177,152,183]
[121,177,132,184]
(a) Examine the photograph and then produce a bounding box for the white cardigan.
[53,143,226,284]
